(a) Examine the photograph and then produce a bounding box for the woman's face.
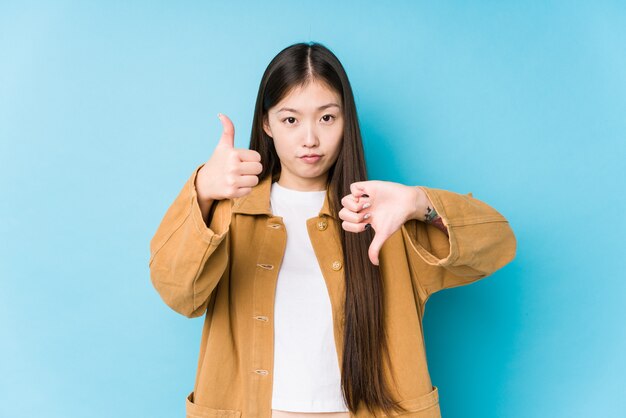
[263,79,344,191]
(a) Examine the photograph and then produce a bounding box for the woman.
[149,42,517,418]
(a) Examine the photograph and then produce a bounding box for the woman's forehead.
[273,81,342,113]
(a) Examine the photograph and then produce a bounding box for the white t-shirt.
[269,181,349,412]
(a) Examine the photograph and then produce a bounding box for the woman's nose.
[303,124,319,146]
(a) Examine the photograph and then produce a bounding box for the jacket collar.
[231,175,334,219]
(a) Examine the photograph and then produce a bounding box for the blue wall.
[1,1,624,417]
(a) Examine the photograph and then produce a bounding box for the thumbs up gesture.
[195,113,264,202]
[339,181,425,266]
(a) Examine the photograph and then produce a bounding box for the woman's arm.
[402,185,517,300]
[149,164,232,318]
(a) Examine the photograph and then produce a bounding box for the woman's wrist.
[410,186,449,237]
[409,186,430,222]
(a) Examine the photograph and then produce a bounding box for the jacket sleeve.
[149,163,232,318]
[401,186,517,302]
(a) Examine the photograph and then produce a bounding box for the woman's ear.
[263,115,273,138]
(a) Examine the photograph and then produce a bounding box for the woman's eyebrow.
[276,103,341,114]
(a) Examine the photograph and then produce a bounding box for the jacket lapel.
[231,175,335,219]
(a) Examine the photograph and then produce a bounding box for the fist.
[195,113,264,201]
[339,180,420,265]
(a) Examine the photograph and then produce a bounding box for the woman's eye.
[282,115,335,124]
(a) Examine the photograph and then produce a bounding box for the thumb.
[368,231,386,266]
[217,113,235,148]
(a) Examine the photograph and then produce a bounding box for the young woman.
[149,42,517,418]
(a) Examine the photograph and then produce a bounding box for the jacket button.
[331,260,342,271]
[317,220,328,231]
[253,315,269,322]
[255,369,269,375]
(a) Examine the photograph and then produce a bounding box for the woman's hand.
[339,181,427,266]
[195,113,264,202]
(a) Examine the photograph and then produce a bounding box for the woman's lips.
[300,155,321,164]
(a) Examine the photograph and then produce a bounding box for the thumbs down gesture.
[339,181,430,266]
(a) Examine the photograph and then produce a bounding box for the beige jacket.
[149,163,517,418]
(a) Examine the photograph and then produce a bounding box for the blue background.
[1,1,625,417]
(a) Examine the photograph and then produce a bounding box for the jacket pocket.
[186,391,242,418]
[383,386,441,417]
